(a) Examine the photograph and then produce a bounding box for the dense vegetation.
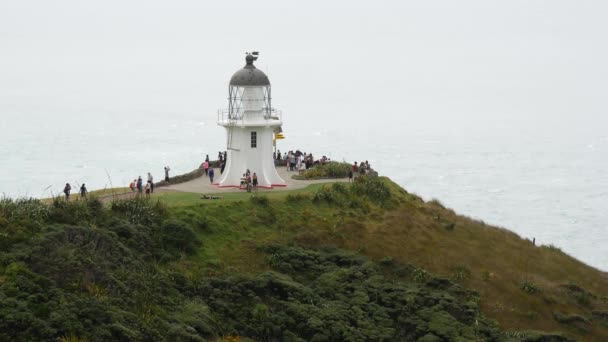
[293,162,352,179]
[0,175,606,341]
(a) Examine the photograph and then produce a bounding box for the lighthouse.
[216,52,286,188]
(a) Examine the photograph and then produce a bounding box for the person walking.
[63,183,71,201]
[209,167,215,183]
[164,166,170,182]
[137,176,143,194]
[203,160,209,176]
[147,172,154,193]
[80,183,88,199]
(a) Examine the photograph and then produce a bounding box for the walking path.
[160,166,348,194]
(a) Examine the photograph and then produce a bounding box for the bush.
[286,193,311,203]
[520,279,541,294]
[157,219,201,257]
[110,197,167,225]
[49,196,105,225]
[351,175,392,206]
[298,162,351,179]
[250,195,270,207]
[0,197,50,222]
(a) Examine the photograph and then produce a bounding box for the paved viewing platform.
[160,166,347,194]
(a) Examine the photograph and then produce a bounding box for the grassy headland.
[0,176,606,341]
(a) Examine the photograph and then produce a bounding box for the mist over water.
[1,1,607,270]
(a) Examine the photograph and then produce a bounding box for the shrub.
[157,219,201,257]
[49,196,105,225]
[286,193,311,203]
[298,162,351,179]
[520,279,541,294]
[0,197,50,223]
[451,265,471,281]
[250,195,270,207]
[110,197,167,225]
[351,175,391,205]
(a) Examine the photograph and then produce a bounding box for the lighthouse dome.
[229,55,270,86]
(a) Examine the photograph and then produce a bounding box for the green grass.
[155,183,330,207]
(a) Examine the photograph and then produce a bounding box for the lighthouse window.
[251,131,257,148]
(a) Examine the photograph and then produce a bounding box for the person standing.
[209,167,215,183]
[220,161,225,174]
[205,154,209,162]
[348,170,353,183]
[218,151,223,162]
[164,166,170,182]
[144,182,151,198]
[147,172,154,193]
[63,183,71,201]
[80,183,88,199]
[203,160,209,176]
[129,179,136,192]
[137,176,143,194]
[252,172,258,189]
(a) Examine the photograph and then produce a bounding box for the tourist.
[352,162,358,173]
[245,174,252,193]
[80,183,88,199]
[63,183,71,200]
[253,172,258,189]
[203,160,209,176]
[164,166,170,182]
[129,179,136,192]
[205,154,209,162]
[348,170,353,182]
[147,172,154,193]
[144,182,151,198]
[137,176,143,194]
[209,167,215,183]
[220,162,225,174]
[290,153,296,171]
[223,151,227,162]
[286,153,290,171]
[218,151,223,162]
[277,149,281,160]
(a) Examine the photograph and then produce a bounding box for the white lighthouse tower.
[216,52,286,188]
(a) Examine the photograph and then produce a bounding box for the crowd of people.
[348,160,373,182]
[274,149,329,172]
[239,169,258,192]
[59,149,373,200]
[128,172,156,198]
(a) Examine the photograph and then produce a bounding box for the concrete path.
[160,166,348,194]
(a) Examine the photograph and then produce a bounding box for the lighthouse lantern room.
[216,52,286,188]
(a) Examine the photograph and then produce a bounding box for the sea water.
[1,109,606,271]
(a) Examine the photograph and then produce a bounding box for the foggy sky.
[1,0,607,134]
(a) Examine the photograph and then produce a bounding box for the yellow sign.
[275,133,285,140]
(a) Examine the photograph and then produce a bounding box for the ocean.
[1,109,606,271]
[1,0,606,271]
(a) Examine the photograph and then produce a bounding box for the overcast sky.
[1,0,607,132]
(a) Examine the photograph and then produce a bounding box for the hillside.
[0,176,606,341]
